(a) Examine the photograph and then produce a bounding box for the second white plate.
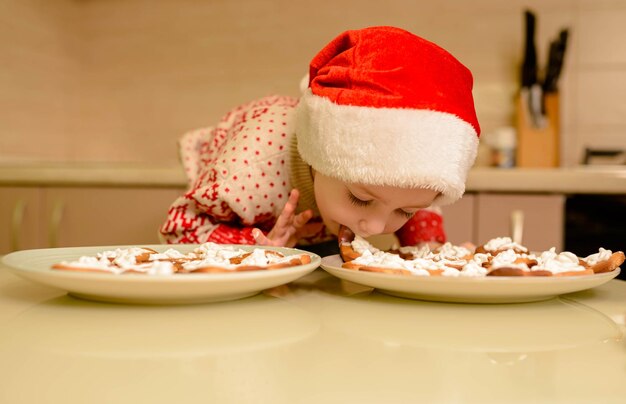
[320,254,620,303]
[2,245,321,305]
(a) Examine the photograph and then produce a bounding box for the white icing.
[349,236,382,255]
[54,243,300,275]
[438,259,467,268]
[534,250,586,274]
[460,261,488,277]
[409,269,431,277]
[343,235,614,277]
[352,250,403,269]
[192,242,247,261]
[58,256,119,272]
[583,248,612,266]
[441,267,461,277]
[434,242,472,260]
[182,260,235,271]
[149,248,195,261]
[146,261,176,275]
[397,244,431,259]
[240,248,289,266]
[490,249,519,267]
[471,253,490,266]
[484,237,528,253]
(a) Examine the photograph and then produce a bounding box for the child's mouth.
[337,225,356,245]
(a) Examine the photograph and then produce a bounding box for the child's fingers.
[288,188,300,202]
[284,189,300,216]
[292,209,313,228]
[274,189,300,228]
[252,228,272,245]
[255,189,308,247]
[300,221,325,238]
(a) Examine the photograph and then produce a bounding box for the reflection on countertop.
[0,294,320,358]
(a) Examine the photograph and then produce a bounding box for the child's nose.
[358,217,386,236]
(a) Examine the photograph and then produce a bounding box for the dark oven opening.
[565,194,626,280]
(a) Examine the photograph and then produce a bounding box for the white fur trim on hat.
[295,89,479,206]
[299,73,310,94]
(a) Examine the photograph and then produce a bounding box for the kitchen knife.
[521,10,538,88]
[520,10,545,128]
[543,29,569,93]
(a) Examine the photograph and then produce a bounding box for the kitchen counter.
[0,163,187,188]
[0,163,625,193]
[0,265,625,403]
[467,166,626,194]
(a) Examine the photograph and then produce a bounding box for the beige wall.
[1,0,625,166]
[0,0,82,161]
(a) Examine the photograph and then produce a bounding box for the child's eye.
[397,209,415,219]
[347,192,372,207]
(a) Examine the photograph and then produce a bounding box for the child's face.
[313,172,439,238]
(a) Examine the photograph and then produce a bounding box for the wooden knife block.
[515,92,560,167]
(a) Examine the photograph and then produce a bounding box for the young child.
[159,26,480,254]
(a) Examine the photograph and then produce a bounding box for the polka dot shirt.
[159,95,446,246]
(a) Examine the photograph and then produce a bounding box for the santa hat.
[295,26,480,206]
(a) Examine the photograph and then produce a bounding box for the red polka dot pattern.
[395,208,447,246]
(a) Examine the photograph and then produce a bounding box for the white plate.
[320,255,621,303]
[2,245,321,305]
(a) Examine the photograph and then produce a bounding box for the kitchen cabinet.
[0,186,183,254]
[0,187,43,253]
[442,193,564,251]
[43,187,183,248]
[475,193,565,251]
[0,185,567,255]
[441,194,475,245]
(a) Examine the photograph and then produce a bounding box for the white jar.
[491,127,517,168]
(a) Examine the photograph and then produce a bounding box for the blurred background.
[1,0,625,166]
[0,0,624,265]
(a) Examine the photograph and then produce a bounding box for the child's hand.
[252,189,324,248]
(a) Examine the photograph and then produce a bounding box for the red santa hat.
[295,26,480,205]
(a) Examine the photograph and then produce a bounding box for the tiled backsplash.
[1,0,625,166]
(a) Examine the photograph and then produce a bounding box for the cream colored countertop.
[0,163,625,193]
[0,265,625,403]
[0,163,188,188]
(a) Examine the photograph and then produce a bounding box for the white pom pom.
[299,73,310,94]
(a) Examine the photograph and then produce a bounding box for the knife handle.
[521,10,538,87]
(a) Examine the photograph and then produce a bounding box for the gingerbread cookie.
[338,232,624,278]
[52,243,313,275]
